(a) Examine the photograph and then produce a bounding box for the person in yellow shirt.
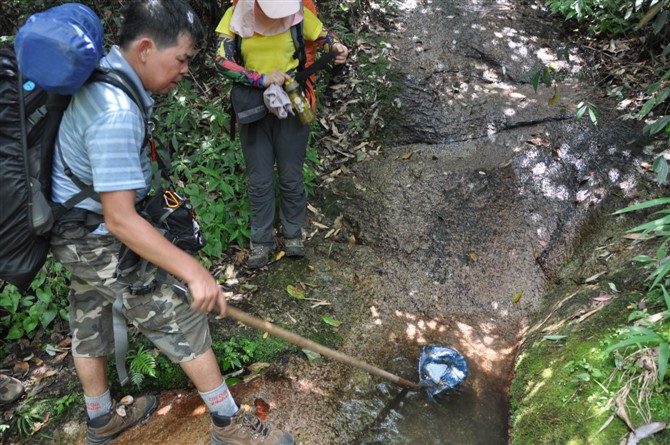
[214,0,348,268]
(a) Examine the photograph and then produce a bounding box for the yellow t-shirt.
[215,7,323,74]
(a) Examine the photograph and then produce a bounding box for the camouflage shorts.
[50,233,211,363]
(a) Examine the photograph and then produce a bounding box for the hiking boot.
[86,394,158,445]
[248,244,273,269]
[283,238,304,258]
[211,408,294,445]
[0,375,24,404]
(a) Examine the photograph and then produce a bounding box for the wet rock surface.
[76,1,652,444]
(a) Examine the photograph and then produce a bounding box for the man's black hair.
[119,0,205,50]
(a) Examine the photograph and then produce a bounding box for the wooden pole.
[226,306,419,389]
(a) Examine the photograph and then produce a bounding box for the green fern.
[127,345,157,389]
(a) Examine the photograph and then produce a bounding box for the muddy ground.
[2,0,659,444]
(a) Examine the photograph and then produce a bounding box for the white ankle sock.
[85,388,112,420]
[200,382,239,417]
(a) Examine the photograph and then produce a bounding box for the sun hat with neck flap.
[230,0,303,37]
[257,0,301,19]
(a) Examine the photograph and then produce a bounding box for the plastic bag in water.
[418,345,467,398]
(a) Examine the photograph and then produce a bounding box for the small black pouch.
[140,188,206,253]
[230,83,266,124]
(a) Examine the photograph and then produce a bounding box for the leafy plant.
[544,0,646,35]
[614,197,670,288]
[13,401,44,437]
[0,258,70,340]
[576,101,601,126]
[127,344,158,389]
[215,337,259,371]
[606,326,669,383]
[610,198,670,383]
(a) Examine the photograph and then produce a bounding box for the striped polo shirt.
[51,45,154,215]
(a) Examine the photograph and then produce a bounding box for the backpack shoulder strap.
[290,21,307,72]
[234,33,244,66]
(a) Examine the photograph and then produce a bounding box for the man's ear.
[135,37,155,62]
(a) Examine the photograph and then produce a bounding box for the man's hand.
[187,273,227,317]
[263,70,292,87]
[332,43,349,65]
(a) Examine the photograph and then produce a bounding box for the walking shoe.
[0,375,24,404]
[283,238,304,258]
[248,244,273,269]
[211,408,294,445]
[86,394,158,445]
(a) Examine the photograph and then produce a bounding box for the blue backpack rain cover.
[14,3,104,94]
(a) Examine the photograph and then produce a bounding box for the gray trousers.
[239,113,310,246]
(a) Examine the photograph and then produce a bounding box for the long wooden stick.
[226,306,419,389]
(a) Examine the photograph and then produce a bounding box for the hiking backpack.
[0,3,144,293]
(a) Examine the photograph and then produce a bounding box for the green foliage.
[213,336,259,371]
[151,79,249,255]
[606,325,670,382]
[14,401,44,437]
[127,344,159,389]
[544,0,646,35]
[1,258,70,340]
[610,199,670,383]
[4,393,76,438]
[576,101,601,126]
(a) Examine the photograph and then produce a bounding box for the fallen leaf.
[469,250,478,262]
[254,398,270,420]
[46,344,67,356]
[224,264,235,280]
[53,351,69,364]
[639,162,654,172]
[13,361,29,375]
[286,285,305,299]
[593,295,613,302]
[321,315,342,327]
[527,137,550,147]
[626,421,667,445]
[548,86,560,105]
[584,271,607,283]
[511,291,523,304]
[247,362,271,373]
[615,396,635,431]
[543,335,567,341]
[622,233,652,240]
[302,349,321,362]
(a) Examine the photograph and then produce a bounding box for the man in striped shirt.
[50,1,293,444]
